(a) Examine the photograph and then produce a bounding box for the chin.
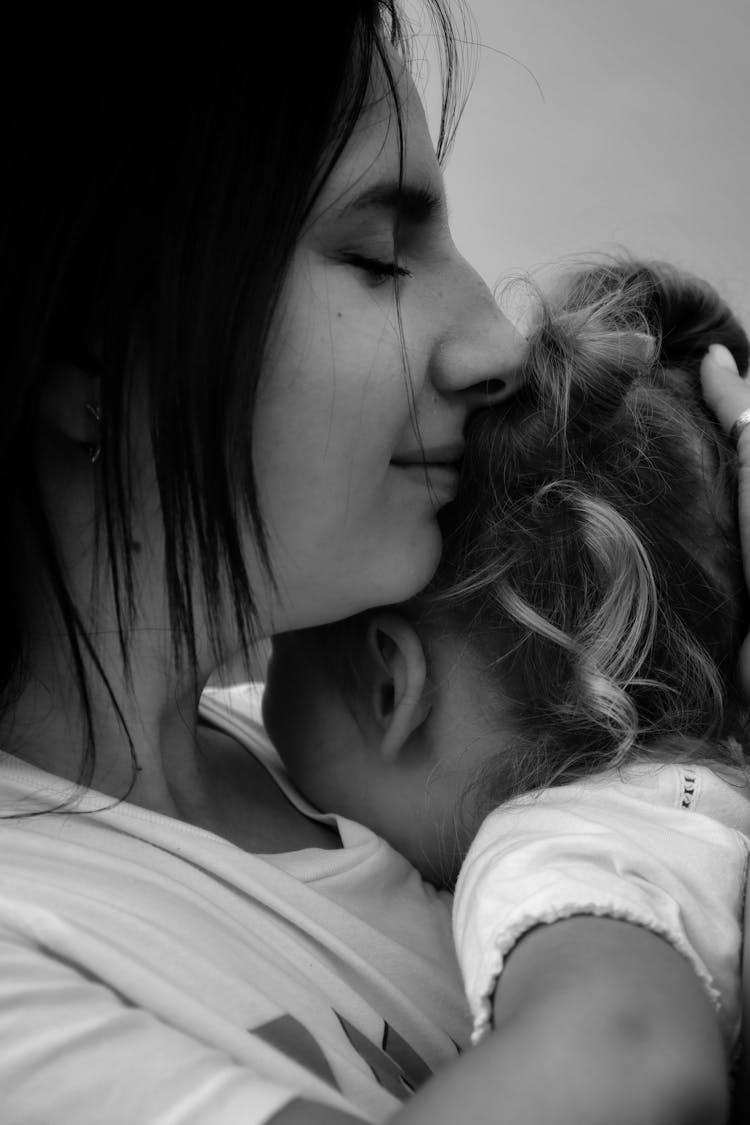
[373,525,443,606]
[267,524,442,631]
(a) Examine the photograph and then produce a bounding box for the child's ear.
[364,613,431,761]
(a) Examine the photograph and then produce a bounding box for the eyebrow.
[337,181,444,225]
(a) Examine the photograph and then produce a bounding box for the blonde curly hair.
[424,256,750,813]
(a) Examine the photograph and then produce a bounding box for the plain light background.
[418,0,750,324]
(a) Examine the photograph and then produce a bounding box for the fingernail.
[709,343,739,374]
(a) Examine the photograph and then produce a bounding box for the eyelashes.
[342,252,413,287]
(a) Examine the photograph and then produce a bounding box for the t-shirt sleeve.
[453,777,749,1049]
[0,925,341,1125]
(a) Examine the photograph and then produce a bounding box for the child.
[262,258,750,1124]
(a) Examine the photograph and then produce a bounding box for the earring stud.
[84,401,101,464]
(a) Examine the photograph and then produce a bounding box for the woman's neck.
[1,631,205,819]
[2,632,341,853]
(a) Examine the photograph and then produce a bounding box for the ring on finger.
[729,408,750,448]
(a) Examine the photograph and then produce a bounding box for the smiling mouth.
[391,442,465,472]
[391,461,461,474]
[391,460,460,470]
[390,460,462,498]
[390,442,464,502]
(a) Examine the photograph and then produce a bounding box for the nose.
[428,261,528,409]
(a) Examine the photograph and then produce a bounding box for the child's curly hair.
[425,257,750,814]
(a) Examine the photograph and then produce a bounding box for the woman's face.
[252,65,526,634]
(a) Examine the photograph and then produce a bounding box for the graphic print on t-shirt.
[252,1012,436,1101]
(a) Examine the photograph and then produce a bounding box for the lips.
[390,445,463,505]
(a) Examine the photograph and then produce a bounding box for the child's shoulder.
[456,760,750,1052]
[501,760,750,835]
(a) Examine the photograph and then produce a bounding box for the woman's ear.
[364,613,431,761]
[36,362,101,453]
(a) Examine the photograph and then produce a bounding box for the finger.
[702,346,750,570]
[701,343,750,700]
[700,344,749,435]
[735,451,750,599]
[739,634,750,701]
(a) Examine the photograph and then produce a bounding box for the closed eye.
[343,253,413,287]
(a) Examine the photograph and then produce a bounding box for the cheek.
[263,657,362,809]
[255,332,403,518]
[248,279,443,626]
[253,366,425,573]
[258,261,418,471]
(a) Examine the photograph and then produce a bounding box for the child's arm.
[389,915,728,1125]
[266,915,727,1125]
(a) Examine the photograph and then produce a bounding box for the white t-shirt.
[0,684,470,1125]
[454,761,750,1051]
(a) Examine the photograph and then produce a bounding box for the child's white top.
[0,683,469,1125]
[453,761,750,1049]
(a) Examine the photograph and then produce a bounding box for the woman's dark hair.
[0,4,469,789]
[431,257,750,812]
